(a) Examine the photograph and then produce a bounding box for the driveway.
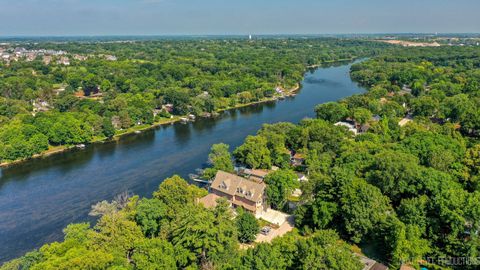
[255,215,295,243]
[256,208,289,226]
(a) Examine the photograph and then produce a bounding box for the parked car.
[260,226,271,235]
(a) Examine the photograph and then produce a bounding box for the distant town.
[0,45,117,65]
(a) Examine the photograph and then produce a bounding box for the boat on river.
[76,144,86,149]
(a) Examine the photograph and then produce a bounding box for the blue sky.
[0,0,479,36]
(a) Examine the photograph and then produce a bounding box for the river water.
[0,61,365,262]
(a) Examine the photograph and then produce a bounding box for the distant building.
[208,170,267,214]
[73,54,88,61]
[58,56,70,65]
[105,55,117,61]
[43,55,52,65]
[26,52,37,61]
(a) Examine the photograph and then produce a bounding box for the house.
[162,104,174,113]
[291,153,305,167]
[335,121,358,135]
[32,99,50,113]
[43,55,52,65]
[358,255,389,270]
[58,56,70,65]
[401,85,412,94]
[208,170,267,214]
[296,172,308,182]
[26,52,36,61]
[73,54,88,61]
[105,55,117,61]
[398,114,413,127]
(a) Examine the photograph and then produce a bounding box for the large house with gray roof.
[207,170,267,214]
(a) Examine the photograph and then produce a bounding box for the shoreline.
[0,84,301,169]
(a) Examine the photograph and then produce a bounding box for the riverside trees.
[0,38,387,163]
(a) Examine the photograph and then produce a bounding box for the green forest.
[2,41,480,270]
[0,38,386,163]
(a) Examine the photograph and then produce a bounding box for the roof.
[244,168,271,179]
[399,265,415,270]
[371,263,389,270]
[211,171,266,203]
[198,193,222,208]
[292,153,304,159]
[335,121,358,135]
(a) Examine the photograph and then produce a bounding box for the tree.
[297,230,363,270]
[236,209,259,243]
[153,175,207,217]
[340,178,391,243]
[233,135,272,169]
[352,107,373,125]
[465,144,480,187]
[102,117,116,138]
[381,217,430,269]
[134,198,168,238]
[81,74,100,96]
[241,242,289,269]
[315,102,348,123]
[401,131,465,171]
[311,200,338,229]
[30,223,114,270]
[264,169,299,210]
[203,143,234,179]
[259,130,291,168]
[89,212,144,265]
[366,150,421,203]
[410,96,439,117]
[397,195,429,235]
[170,205,237,268]
[131,238,177,270]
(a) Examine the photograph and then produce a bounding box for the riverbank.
[0,84,301,169]
[306,57,357,69]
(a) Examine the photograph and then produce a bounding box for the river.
[0,61,365,262]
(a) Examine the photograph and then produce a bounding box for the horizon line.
[1,32,480,38]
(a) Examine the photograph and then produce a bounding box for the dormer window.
[219,181,228,190]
